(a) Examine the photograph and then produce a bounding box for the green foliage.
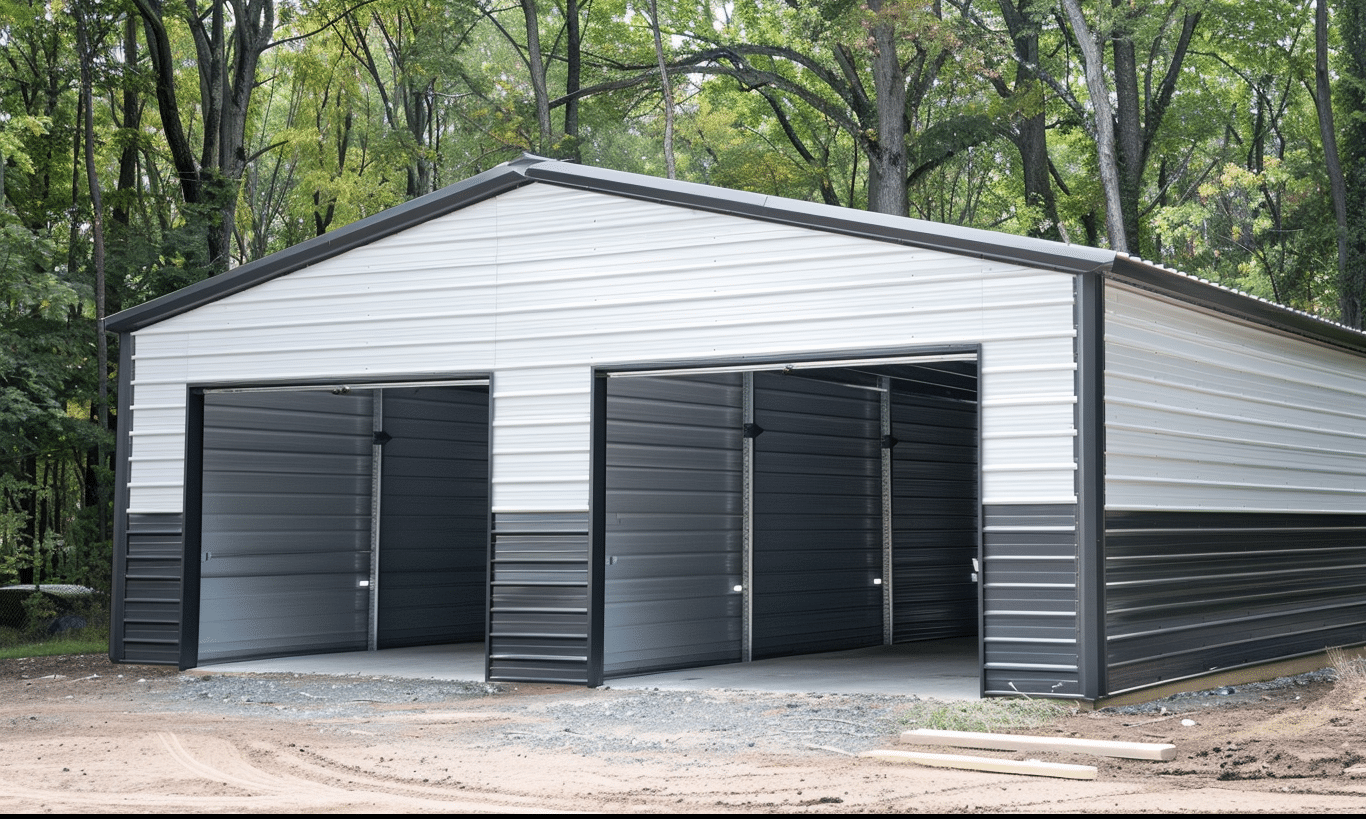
[18,590,58,638]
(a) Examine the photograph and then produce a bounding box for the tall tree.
[1338,0,1366,327]
[131,0,278,273]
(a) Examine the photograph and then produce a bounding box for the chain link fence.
[0,585,108,649]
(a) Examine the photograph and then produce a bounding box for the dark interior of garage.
[602,359,979,679]
[196,384,489,665]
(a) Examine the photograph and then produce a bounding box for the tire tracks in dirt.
[0,732,578,814]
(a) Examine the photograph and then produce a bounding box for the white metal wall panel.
[127,184,1077,513]
[1106,285,1366,512]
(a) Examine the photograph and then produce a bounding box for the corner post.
[1076,270,1108,700]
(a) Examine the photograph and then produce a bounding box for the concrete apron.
[194,638,980,700]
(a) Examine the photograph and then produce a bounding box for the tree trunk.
[564,0,582,161]
[867,4,909,216]
[521,0,553,152]
[647,0,676,179]
[1311,0,1353,325]
[1110,29,1142,252]
[997,0,1060,240]
[133,0,275,274]
[75,3,110,547]
[1060,0,1127,252]
[1338,0,1366,328]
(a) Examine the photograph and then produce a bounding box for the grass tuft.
[1327,645,1366,685]
[901,698,1072,733]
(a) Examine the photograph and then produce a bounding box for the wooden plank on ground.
[901,728,1176,761]
[861,749,1097,780]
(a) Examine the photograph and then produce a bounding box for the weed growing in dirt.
[1327,646,1366,685]
[900,699,1072,733]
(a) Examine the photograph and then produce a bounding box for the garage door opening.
[195,383,489,665]
[601,357,979,681]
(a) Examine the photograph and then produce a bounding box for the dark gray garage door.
[198,385,489,665]
[752,373,883,658]
[199,390,373,663]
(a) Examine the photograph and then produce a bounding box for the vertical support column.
[741,372,755,663]
[110,333,133,663]
[881,377,894,645]
[1076,273,1108,700]
[587,372,608,687]
[179,388,205,671]
[367,390,383,652]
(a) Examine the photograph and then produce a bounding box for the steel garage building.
[105,156,1366,701]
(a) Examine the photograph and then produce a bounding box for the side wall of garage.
[1104,284,1366,693]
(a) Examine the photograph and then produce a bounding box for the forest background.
[0,0,1363,605]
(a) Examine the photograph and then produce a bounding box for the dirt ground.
[1,655,1365,813]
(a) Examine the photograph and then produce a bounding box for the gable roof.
[106,155,1366,356]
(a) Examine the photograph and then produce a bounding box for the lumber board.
[901,729,1176,761]
[861,749,1097,780]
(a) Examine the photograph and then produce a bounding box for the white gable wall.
[127,184,1079,514]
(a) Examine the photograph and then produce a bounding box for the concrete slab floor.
[195,639,980,700]
[197,643,488,681]
[607,640,980,699]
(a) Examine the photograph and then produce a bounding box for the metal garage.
[106,155,1366,701]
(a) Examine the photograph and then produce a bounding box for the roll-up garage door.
[199,391,373,663]
[890,388,979,641]
[378,386,489,647]
[752,373,882,658]
[603,374,743,676]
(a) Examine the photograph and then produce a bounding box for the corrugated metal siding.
[1106,511,1366,693]
[126,184,1077,517]
[377,386,489,647]
[603,374,743,676]
[981,504,1080,697]
[1106,284,1366,513]
[1103,284,1366,694]
[890,389,978,641]
[488,512,590,683]
[198,391,372,663]
[752,374,883,658]
[119,513,184,664]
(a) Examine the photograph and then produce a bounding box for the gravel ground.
[1096,668,1338,716]
[161,672,924,755]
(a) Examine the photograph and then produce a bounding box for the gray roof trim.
[107,155,1366,357]
[106,161,536,332]
[1106,255,1366,356]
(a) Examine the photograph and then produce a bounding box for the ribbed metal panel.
[119,513,184,664]
[488,512,590,684]
[752,373,882,658]
[1106,285,1366,512]
[981,504,1080,697]
[126,184,1077,516]
[1106,510,1366,693]
[198,391,373,664]
[890,388,978,641]
[603,374,743,676]
[377,386,489,647]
